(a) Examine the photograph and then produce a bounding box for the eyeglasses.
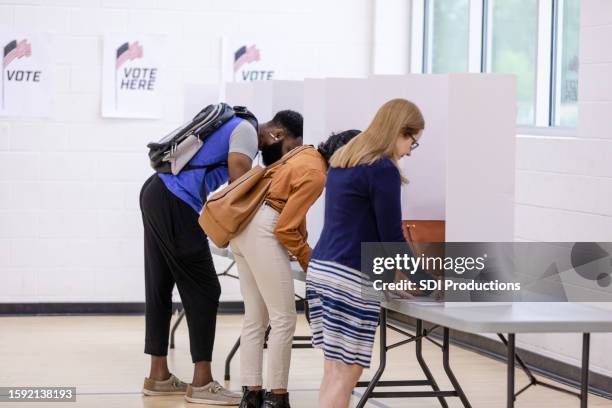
[403,128,420,150]
[409,136,419,150]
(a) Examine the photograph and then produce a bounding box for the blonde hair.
[329,98,425,183]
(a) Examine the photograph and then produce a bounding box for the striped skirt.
[306,259,381,368]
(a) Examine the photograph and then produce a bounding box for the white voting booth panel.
[368,75,448,222]
[225,80,304,124]
[303,78,375,247]
[304,74,516,248]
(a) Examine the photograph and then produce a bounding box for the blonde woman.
[306,99,425,408]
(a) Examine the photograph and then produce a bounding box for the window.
[487,0,538,126]
[414,0,581,130]
[428,0,470,73]
[554,0,580,127]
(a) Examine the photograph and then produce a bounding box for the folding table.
[356,301,612,408]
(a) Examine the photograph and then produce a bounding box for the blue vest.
[159,116,244,213]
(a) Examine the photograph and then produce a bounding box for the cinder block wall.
[0,0,373,302]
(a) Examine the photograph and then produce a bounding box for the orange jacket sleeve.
[274,169,326,271]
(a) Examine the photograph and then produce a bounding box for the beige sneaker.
[142,373,188,396]
[184,381,242,405]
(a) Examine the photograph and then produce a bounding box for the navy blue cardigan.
[311,157,407,272]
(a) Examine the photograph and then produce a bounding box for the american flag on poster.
[234,45,260,72]
[0,32,51,117]
[229,39,276,82]
[3,39,32,69]
[116,41,143,70]
[114,41,144,109]
[2,39,33,109]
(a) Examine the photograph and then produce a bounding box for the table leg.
[355,308,387,408]
[507,333,515,408]
[224,336,241,381]
[262,326,271,348]
[442,327,472,408]
[169,309,185,349]
[581,333,590,408]
[416,319,448,408]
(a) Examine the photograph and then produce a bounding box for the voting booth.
[215,75,516,300]
[303,74,517,246]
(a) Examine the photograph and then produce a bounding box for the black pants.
[139,174,220,363]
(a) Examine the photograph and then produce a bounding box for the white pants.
[229,204,297,389]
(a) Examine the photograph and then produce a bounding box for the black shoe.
[262,391,290,408]
[239,387,264,408]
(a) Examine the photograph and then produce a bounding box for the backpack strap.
[233,105,258,130]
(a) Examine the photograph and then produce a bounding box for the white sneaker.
[184,381,242,405]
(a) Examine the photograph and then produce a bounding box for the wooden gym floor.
[1,314,610,407]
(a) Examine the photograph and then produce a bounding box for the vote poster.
[102,33,166,118]
[0,32,52,117]
[225,38,284,83]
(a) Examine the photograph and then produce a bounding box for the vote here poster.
[0,32,53,117]
[102,33,166,118]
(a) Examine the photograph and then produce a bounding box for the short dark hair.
[271,110,303,139]
[317,129,361,163]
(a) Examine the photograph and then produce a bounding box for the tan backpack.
[199,145,312,248]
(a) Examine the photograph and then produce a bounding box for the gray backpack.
[147,103,257,175]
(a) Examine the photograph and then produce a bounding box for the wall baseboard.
[0,301,308,315]
[388,312,612,400]
[0,302,246,315]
